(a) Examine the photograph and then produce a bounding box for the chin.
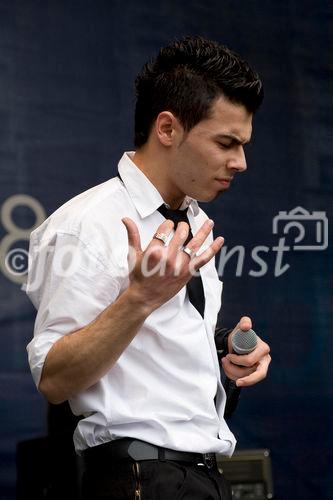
[196,191,222,203]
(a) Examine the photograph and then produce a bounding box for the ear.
[155,111,183,146]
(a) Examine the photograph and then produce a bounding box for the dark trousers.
[82,458,232,500]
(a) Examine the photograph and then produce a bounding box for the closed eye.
[217,142,232,149]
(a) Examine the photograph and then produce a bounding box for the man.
[27,36,271,499]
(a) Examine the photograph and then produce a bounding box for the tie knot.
[157,204,189,228]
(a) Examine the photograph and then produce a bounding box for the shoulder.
[29,176,134,270]
[31,176,129,241]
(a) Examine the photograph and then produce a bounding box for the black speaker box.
[217,449,274,500]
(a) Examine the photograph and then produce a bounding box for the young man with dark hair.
[27,36,271,499]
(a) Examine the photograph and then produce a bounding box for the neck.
[132,146,186,209]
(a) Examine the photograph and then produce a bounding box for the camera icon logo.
[272,206,328,251]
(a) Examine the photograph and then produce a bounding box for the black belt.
[83,438,217,469]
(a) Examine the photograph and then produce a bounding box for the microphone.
[224,328,258,419]
[231,328,258,355]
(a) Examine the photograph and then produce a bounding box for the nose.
[227,146,247,173]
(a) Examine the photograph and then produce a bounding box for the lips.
[216,177,234,182]
[215,177,233,188]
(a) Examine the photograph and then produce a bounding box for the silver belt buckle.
[203,453,215,469]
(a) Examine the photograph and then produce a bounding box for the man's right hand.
[121,217,224,312]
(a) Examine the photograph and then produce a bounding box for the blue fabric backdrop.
[0,1,332,498]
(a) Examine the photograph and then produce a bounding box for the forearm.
[38,286,152,404]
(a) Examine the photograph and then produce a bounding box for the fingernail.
[208,219,214,227]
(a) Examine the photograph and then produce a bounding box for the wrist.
[215,327,233,360]
[121,284,156,317]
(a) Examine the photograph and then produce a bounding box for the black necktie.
[157,204,205,318]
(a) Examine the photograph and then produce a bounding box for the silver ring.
[153,232,168,245]
[182,246,196,259]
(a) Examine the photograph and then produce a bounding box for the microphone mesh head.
[232,329,258,354]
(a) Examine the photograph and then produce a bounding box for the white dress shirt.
[26,152,236,456]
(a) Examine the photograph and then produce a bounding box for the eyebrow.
[214,134,251,145]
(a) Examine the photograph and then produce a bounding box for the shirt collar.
[117,152,199,218]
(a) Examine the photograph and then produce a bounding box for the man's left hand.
[221,316,271,387]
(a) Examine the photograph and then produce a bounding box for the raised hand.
[121,217,224,312]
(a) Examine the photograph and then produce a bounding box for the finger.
[236,354,272,387]
[221,357,257,381]
[239,316,252,331]
[191,236,224,270]
[122,218,142,253]
[226,338,270,366]
[148,219,175,249]
[182,219,215,254]
[167,221,190,258]
[232,316,252,335]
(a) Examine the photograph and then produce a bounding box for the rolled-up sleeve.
[26,230,123,388]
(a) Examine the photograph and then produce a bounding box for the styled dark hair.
[134,35,264,148]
